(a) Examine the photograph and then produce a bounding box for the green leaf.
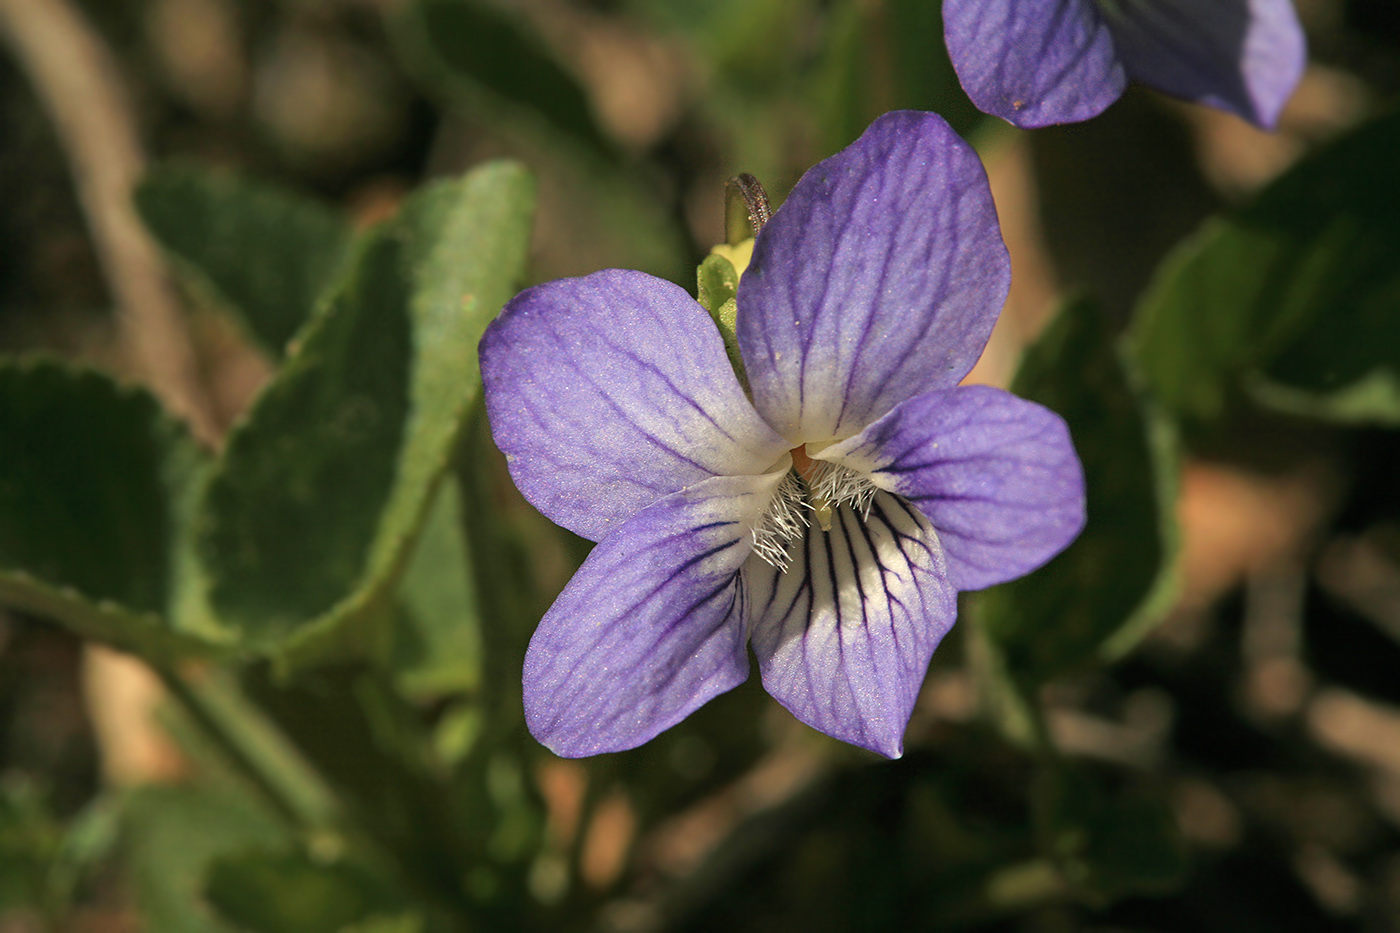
[156,668,340,833]
[695,252,749,392]
[390,479,482,700]
[136,163,355,356]
[395,0,612,156]
[1037,767,1186,903]
[45,795,122,918]
[0,360,233,660]
[121,784,289,933]
[621,0,800,84]
[0,778,60,913]
[883,0,983,137]
[0,780,117,920]
[696,252,739,314]
[454,407,587,723]
[1249,367,1400,425]
[972,298,1179,688]
[240,666,489,907]
[204,850,406,933]
[1131,110,1400,424]
[193,161,535,672]
[339,917,424,933]
[812,0,869,155]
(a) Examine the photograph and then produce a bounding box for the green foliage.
[696,250,749,390]
[193,162,535,672]
[121,784,289,933]
[0,780,117,921]
[238,663,547,921]
[136,164,355,356]
[16,5,1400,931]
[390,480,482,700]
[972,298,1179,695]
[395,0,611,156]
[696,252,740,313]
[0,779,60,914]
[1037,767,1186,903]
[811,0,984,153]
[339,916,425,933]
[627,0,804,83]
[453,409,586,721]
[1131,110,1400,425]
[0,361,233,660]
[204,850,408,933]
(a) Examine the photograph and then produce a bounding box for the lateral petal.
[1104,0,1306,129]
[747,493,957,759]
[481,269,789,542]
[824,384,1085,592]
[736,111,1010,443]
[523,472,783,758]
[943,0,1125,128]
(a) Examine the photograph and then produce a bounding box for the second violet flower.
[480,111,1086,759]
[943,0,1307,129]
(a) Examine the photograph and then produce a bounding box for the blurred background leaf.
[0,360,232,659]
[204,848,408,933]
[4,1,1400,931]
[389,479,481,701]
[120,783,289,933]
[136,163,356,358]
[1131,110,1400,426]
[395,0,612,158]
[972,297,1179,692]
[192,162,534,672]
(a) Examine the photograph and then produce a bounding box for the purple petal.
[481,269,789,542]
[822,385,1085,592]
[746,493,957,758]
[736,111,1010,443]
[1104,0,1306,129]
[524,472,784,757]
[943,0,1126,128]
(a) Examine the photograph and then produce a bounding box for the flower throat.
[751,446,879,571]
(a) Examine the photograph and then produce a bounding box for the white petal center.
[751,450,880,571]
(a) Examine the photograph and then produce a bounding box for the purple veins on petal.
[480,268,789,543]
[822,384,1086,593]
[737,111,1010,442]
[747,493,957,759]
[523,472,783,758]
[942,0,1305,129]
[1102,0,1306,130]
[943,0,1125,128]
[481,108,1087,760]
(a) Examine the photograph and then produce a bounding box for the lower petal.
[823,384,1085,592]
[523,472,782,757]
[1104,0,1306,129]
[746,493,957,759]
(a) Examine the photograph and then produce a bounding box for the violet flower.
[943,0,1306,129]
[480,111,1085,758]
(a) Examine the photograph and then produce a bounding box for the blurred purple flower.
[480,111,1085,759]
[943,0,1306,128]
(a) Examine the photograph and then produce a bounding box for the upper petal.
[735,111,1010,444]
[481,269,789,541]
[1104,0,1306,129]
[523,472,784,757]
[823,384,1085,592]
[747,493,957,758]
[943,0,1126,127]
